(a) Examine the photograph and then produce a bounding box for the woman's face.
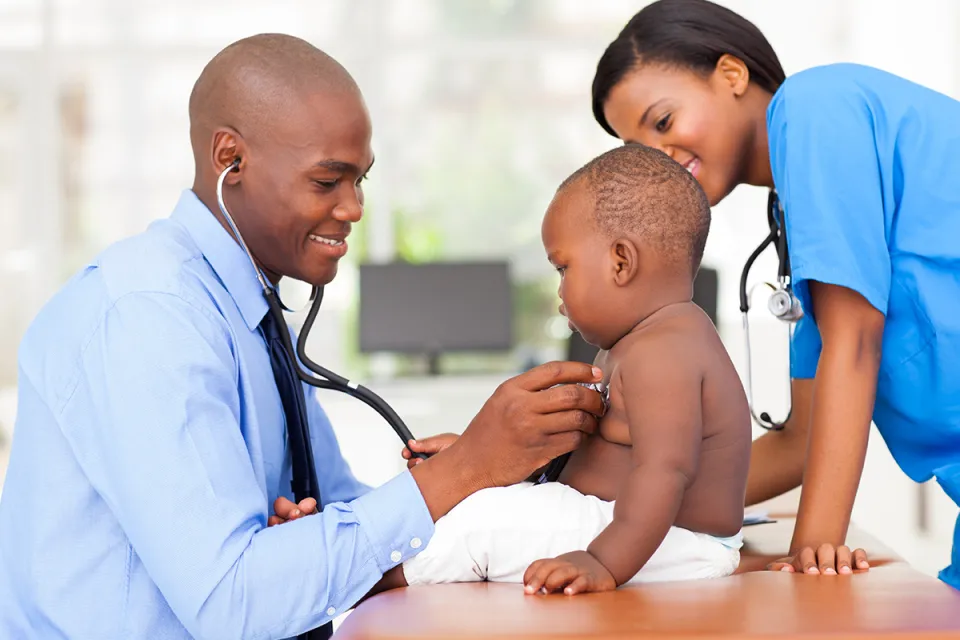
[601,62,762,206]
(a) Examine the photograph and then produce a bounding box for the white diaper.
[403,481,741,586]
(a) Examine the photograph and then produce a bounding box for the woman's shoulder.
[771,63,892,113]
[771,63,952,121]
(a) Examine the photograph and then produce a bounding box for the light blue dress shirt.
[767,63,960,587]
[0,190,435,639]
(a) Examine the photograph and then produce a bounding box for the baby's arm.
[586,336,702,585]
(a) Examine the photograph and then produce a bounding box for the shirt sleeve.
[58,291,434,640]
[768,73,892,373]
[789,313,822,379]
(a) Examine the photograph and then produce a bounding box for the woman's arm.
[773,281,883,574]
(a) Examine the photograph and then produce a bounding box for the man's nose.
[334,194,363,222]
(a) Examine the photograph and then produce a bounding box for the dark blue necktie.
[260,308,331,640]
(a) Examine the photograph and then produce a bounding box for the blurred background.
[0,0,958,601]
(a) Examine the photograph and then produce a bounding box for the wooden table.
[335,516,960,639]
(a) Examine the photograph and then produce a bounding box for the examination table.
[334,515,960,639]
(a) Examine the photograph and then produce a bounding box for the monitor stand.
[426,352,441,376]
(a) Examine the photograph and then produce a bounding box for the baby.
[275,144,752,595]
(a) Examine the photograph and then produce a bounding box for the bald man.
[0,35,603,639]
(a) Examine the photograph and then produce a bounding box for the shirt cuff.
[351,470,435,573]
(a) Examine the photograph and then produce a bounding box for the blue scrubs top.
[767,63,960,587]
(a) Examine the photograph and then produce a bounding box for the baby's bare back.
[558,303,751,537]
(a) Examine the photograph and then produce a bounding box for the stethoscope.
[215,159,427,460]
[738,190,803,431]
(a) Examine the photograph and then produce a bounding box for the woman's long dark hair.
[592,0,785,137]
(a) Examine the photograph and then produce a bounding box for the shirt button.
[410,537,422,549]
[326,606,336,616]
[390,550,402,563]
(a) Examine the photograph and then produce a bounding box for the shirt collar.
[171,189,269,331]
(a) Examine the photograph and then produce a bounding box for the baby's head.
[542,144,710,350]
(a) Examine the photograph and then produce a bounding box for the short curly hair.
[558,143,711,276]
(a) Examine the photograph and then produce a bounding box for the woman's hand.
[768,544,870,575]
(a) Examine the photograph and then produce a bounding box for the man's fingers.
[267,515,285,527]
[534,383,605,417]
[541,409,599,437]
[407,436,455,455]
[515,361,602,392]
[836,546,853,575]
[273,496,298,519]
[853,548,870,570]
[297,498,318,515]
[817,543,837,575]
[542,430,586,463]
[564,575,591,596]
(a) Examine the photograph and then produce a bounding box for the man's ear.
[611,237,640,286]
[211,127,246,185]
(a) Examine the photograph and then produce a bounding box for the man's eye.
[314,179,338,189]
[555,266,566,275]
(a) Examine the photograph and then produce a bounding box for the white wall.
[0,0,958,577]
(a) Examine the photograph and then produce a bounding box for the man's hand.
[523,551,617,596]
[768,544,870,575]
[402,434,459,468]
[452,362,605,487]
[267,496,318,527]
[410,361,605,521]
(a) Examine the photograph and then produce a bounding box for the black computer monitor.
[359,261,513,373]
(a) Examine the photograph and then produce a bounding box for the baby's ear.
[611,238,639,286]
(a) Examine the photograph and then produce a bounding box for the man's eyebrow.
[312,157,376,174]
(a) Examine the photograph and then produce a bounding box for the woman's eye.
[655,113,672,133]
[555,266,566,275]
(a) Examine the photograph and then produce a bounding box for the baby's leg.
[624,528,742,584]
[403,482,611,585]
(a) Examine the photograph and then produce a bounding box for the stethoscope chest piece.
[767,286,803,322]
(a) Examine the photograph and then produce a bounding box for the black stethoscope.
[215,160,427,460]
[738,190,803,431]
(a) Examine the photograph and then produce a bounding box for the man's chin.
[304,262,339,288]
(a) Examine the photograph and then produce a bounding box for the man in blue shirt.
[0,34,604,639]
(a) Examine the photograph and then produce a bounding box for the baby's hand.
[523,550,616,596]
[401,433,459,468]
[267,496,318,527]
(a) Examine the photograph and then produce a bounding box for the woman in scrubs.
[591,0,960,584]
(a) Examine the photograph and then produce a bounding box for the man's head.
[190,33,373,286]
[541,144,710,349]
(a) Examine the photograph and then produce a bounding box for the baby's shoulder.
[613,305,712,362]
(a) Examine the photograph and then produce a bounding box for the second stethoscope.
[738,190,803,431]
